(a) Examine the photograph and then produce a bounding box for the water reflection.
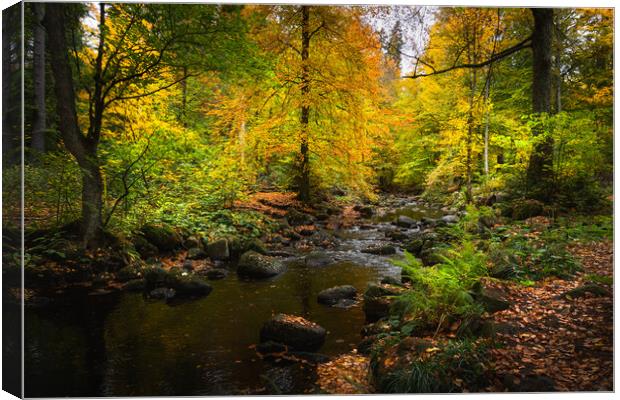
[25,260,400,396]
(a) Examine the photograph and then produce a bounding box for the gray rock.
[169,276,213,297]
[332,298,356,308]
[187,247,207,260]
[141,224,182,251]
[260,314,326,351]
[149,287,176,300]
[561,284,610,299]
[362,244,396,255]
[395,215,416,228]
[183,235,203,250]
[475,286,510,313]
[386,231,409,241]
[285,209,314,226]
[205,268,228,280]
[207,239,229,261]
[303,252,335,268]
[133,235,159,259]
[317,285,357,306]
[237,251,286,279]
[441,214,460,224]
[122,279,145,292]
[363,284,402,322]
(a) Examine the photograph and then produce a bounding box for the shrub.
[376,339,490,393]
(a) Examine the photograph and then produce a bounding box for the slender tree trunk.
[31,2,46,158]
[465,26,477,204]
[298,5,311,202]
[44,3,104,248]
[239,120,246,166]
[483,70,491,177]
[526,8,554,200]
[2,5,21,166]
[180,65,188,127]
[555,47,562,113]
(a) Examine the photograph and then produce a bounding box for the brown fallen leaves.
[485,240,613,392]
[277,314,322,328]
[233,192,309,217]
[316,351,371,394]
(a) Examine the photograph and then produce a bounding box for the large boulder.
[141,224,182,252]
[260,314,326,351]
[285,209,315,226]
[237,251,286,279]
[317,285,357,306]
[207,239,230,261]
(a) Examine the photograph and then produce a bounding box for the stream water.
[23,196,445,396]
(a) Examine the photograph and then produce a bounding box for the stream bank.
[13,192,455,396]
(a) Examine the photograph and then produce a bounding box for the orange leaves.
[316,352,371,394]
[487,240,613,391]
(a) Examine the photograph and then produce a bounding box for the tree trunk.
[298,5,311,202]
[465,25,477,204]
[180,65,188,127]
[483,70,491,177]
[2,4,21,167]
[31,2,46,158]
[526,8,554,200]
[44,3,104,248]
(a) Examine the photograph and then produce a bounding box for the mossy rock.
[116,265,143,282]
[187,247,207,260]
[123,279,146,292]
[140,224,182,252]
[285,209,315,226]
[133,235,159,259]
[168,276,213,297]
[561,284,610,299]
[237,251,286,279]
[207,239,230,261]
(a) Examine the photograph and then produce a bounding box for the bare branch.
[402,36,533,79]
[106,73,194,105]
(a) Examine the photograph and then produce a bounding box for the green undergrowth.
[373,339,491,393]
[392,242,486,335]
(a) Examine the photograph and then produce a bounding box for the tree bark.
[44,3,104,248]
[298,5,311,202]
[2,4,21,167]
[483,68,491,177]
[31,2,47,158]
[526,8,554,200]
[465,24,477,204]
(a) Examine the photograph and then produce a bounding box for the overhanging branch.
[402,35,533,79]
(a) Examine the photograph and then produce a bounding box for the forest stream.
[21,195,448,396]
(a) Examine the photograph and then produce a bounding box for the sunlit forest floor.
[314,217,613,393]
